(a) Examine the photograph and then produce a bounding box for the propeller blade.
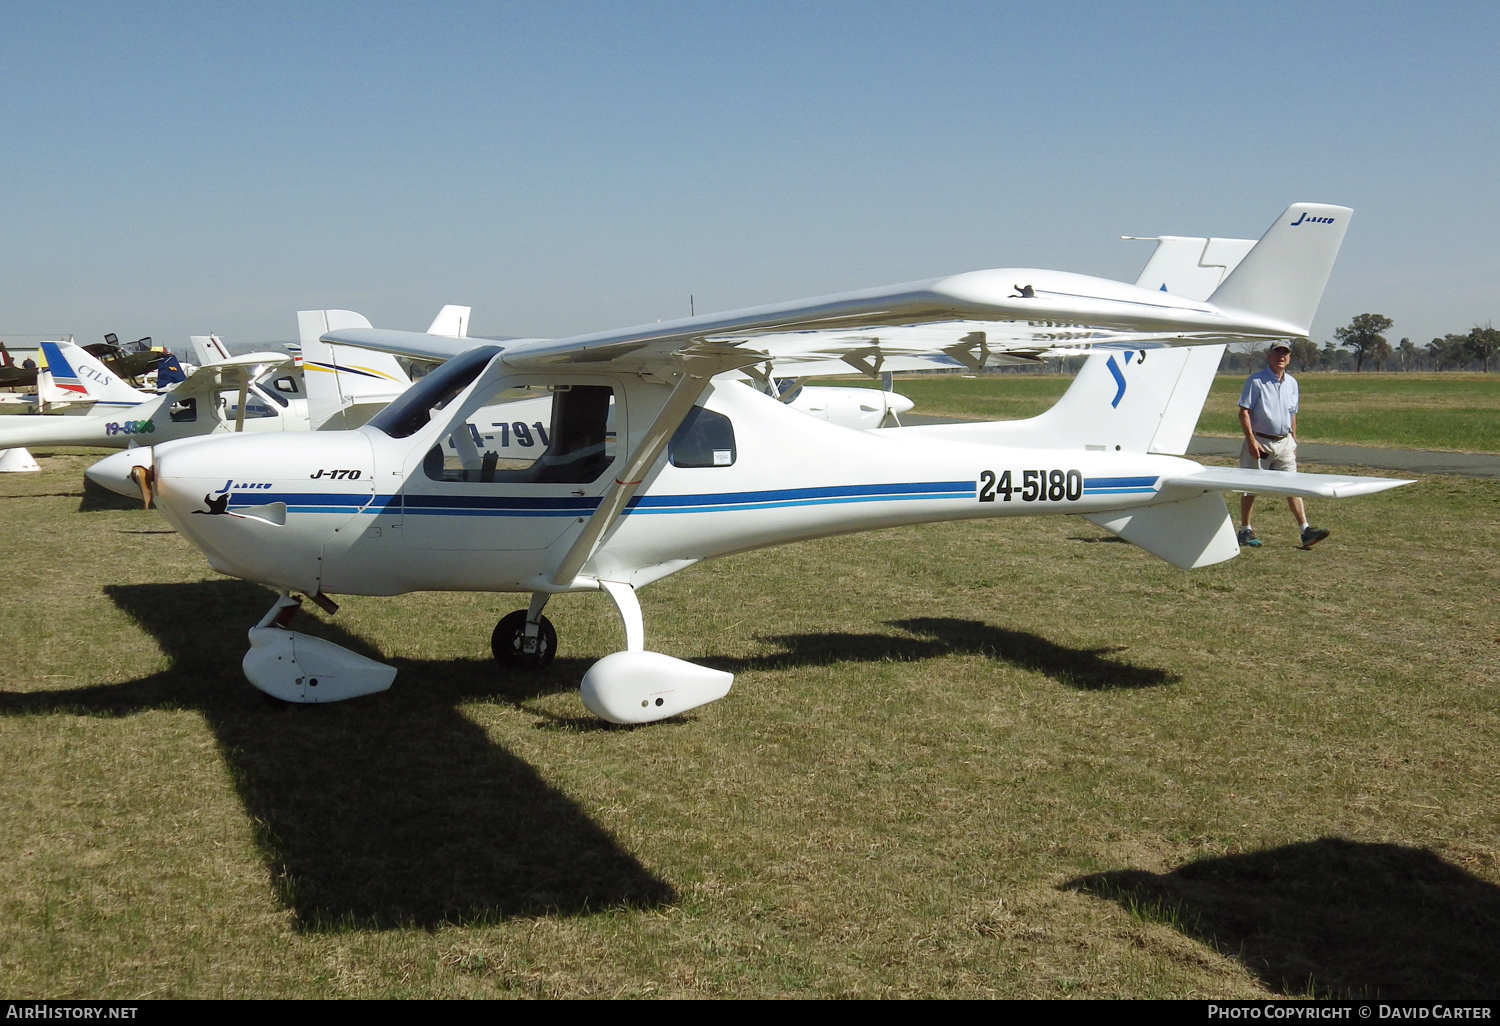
[129,464,154,510]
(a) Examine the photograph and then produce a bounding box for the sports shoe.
[1237,527,1262,548]
[1300,525,1330,548]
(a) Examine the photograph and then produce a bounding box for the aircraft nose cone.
[86,447,153,498]
[887,391,915,415]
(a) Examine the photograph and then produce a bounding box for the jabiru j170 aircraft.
[90,202,1411,724]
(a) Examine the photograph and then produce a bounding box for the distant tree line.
[964,313,1496,376]
[1218,315,1498,374]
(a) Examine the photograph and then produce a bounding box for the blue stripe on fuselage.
[229,481,976,518]
[1082,475,1159,496]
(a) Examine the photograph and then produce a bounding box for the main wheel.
[491,610,557,669]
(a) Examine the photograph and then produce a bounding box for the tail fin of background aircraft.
[1207,202,1352,336]
[190,335,231,366]
[1131,235,1257,298]
[39,341,154,408]
[154,353,188,388]
[426,305,471,338]
[298,309,413,430]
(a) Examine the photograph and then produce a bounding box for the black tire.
[491,610,557,669]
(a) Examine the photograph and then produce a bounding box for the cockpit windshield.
[366,345,502,439]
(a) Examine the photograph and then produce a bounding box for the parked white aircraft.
[90,202,1412,722]
[0,340,306,453]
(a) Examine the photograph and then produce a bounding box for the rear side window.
[669,406,735,468]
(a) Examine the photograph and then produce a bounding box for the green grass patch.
[1196,373,1500,452]
[823,371,1500,453]
[1,451,1497,997]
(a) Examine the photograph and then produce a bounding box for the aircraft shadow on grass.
[1065,838,1500,998]
[708,617,1176,691]
[78,477,143,512]
[0,579,675,932]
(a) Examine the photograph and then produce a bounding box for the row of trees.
[1221,315,1497,373]
[1315,314,1497,373]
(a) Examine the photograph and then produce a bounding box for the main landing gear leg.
[598,580,644,652]
[492,593,557,669]
[579,580,733,725]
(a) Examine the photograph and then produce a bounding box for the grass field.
[869,372,1500,453]
[1,449,1496,998]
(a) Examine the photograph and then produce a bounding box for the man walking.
[1237,341,1330,549]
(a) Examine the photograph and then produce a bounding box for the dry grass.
[0,449,1496,998]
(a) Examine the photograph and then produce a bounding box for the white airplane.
[0,340,307,452]
[89,202,1412,723]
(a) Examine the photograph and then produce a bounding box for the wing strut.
[550,350,746,587]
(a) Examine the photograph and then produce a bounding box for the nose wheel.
[491,609,557,669]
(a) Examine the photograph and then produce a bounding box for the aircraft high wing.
[88,201,1412,724]
[318,202,1344,377]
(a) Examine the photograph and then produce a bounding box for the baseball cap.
[1268,341,1292,353]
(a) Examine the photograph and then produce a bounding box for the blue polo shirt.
[1238,367,1298,437]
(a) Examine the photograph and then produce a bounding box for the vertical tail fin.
[426,305,471,338]
[39,341,154,407]
[154,353,188,388]
[297,310,412,430]
[1208,202,1352,336]
[190,335,231,366]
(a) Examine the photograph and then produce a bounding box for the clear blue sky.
[2,1,1495,350]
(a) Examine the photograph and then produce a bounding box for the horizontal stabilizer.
[1162,467,1414,499]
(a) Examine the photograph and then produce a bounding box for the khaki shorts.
[1240,434,1297,474]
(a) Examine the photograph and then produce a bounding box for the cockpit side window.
[222,385,280,420]
[254,382,289,408]
[368,345,501,439]
[669,405,736,467]
[423,382,618,485]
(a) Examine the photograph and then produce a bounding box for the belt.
[1255,432,1288,442]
